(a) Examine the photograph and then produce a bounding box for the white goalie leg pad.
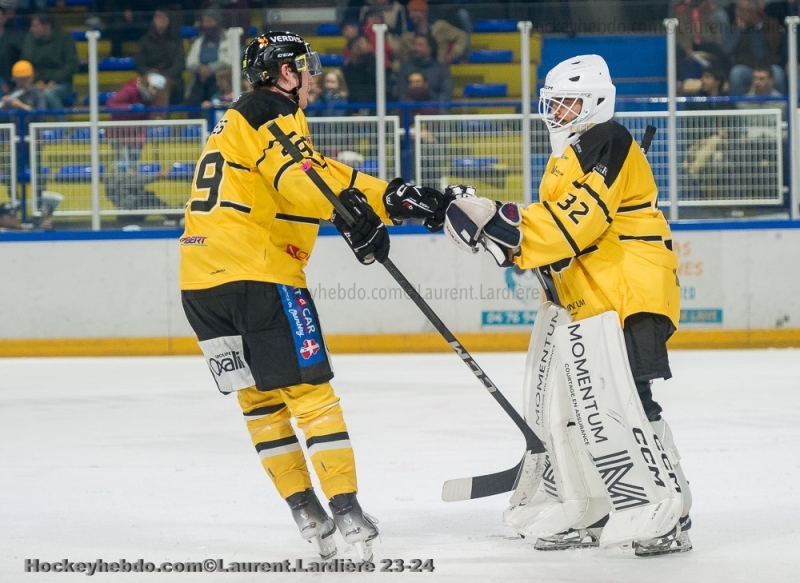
[504,302,568,528]
[507,302,569,508]
[517,374,611,538]
[504,302,610,537]
[651,418,692,518]
[554,312,684,548]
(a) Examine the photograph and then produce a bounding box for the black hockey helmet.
[243,31,322,88]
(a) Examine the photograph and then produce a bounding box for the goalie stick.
[440,124,661,502]
[266,121,547,493]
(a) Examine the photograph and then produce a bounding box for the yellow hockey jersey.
[179,89,390,290]
[516,121,680,327]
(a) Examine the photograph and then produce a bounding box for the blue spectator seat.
[474,20,517,33]
[23,167,49,182]
[317,23,341,36]
[462,83,508,98]
[357,159,379,175]
[62,93,77,107]
[139,164,162,176]
[72,31,88,41]
[451,157,500,170]
[55,165,104,181]
[249,26,259,37]
[457,119,502,133]
[69,128,104,141]
[39,129,66,141]
[146,127,172,140]
[98,57,136,71]
[319,54,344,67]
[82,92,116,106]
[179,126,202,139]
[181,26,199,39]
[468,50,513,64]
[168,162,195,179]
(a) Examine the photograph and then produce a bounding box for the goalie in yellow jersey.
[179,31,456,562]
[444,55,692,557]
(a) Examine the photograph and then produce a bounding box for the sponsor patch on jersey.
[180,236,208,246]
[285,244,310,261]
[277,285,326,368]
[197,335,256,394]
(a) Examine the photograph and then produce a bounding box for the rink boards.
[1,220,799,356]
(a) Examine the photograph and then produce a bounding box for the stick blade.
[442,458,525,502]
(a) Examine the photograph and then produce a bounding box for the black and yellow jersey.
[516,120,680,327]
[179,89,391,290]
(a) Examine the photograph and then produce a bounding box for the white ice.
[2,349,799,582]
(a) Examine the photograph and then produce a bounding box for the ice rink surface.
[2,349,799,582]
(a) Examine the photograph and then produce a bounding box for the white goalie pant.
[503,302,610,538]
[506,309,691,547]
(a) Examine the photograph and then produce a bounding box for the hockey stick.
[439,124,662,501]
[266,120,547,488]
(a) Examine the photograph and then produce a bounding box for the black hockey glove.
[332,188,390,265]
[383,177,451,233]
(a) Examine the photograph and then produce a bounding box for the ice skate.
[634,515,693,557]
[286,489,337,560]
[533,515,607,551]
[329,493,379,562]
[534,527,603,550]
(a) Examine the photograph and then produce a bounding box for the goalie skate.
[329,493,379,562]
[633,516,693,557]
[534,527,602,551]
[287,489,337,560]
[533,515,607,551]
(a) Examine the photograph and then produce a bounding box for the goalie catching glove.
[444,197,522,267]
[331,188,390,265]
[383,178,475,232]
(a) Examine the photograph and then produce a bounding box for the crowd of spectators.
[0,4,253,113]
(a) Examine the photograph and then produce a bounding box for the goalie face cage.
[538,92,589,132]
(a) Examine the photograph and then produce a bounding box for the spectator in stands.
[723,0,786,95]
[394,34,453,104]
[402,70,439,116]
[0,59,44,111]
[307,69,348,117]
[342,34,377,115]
[359,0,405,37]
[0,7,23,86]
[673,0,731,82]
[362,7,395,70]
[104,1,151,58]
[200,0,251,31]
[21,13,78,110]
[184,8,234,106]
[685,66,728,109]
[137,7,186,105]
[201,65,234,125]
[106,71,168,173]
[737,64,785,112]
[396,0,467,67]
[683,66,732,198]
[340,21,359,62]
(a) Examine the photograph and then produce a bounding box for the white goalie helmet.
[538,54,616,156]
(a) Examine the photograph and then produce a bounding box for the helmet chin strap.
[273,69,302,104]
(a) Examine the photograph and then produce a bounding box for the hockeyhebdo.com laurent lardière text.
[307,283,542,302]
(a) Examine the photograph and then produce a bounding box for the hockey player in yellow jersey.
[179,31,455,562]
[444,55,692,556]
